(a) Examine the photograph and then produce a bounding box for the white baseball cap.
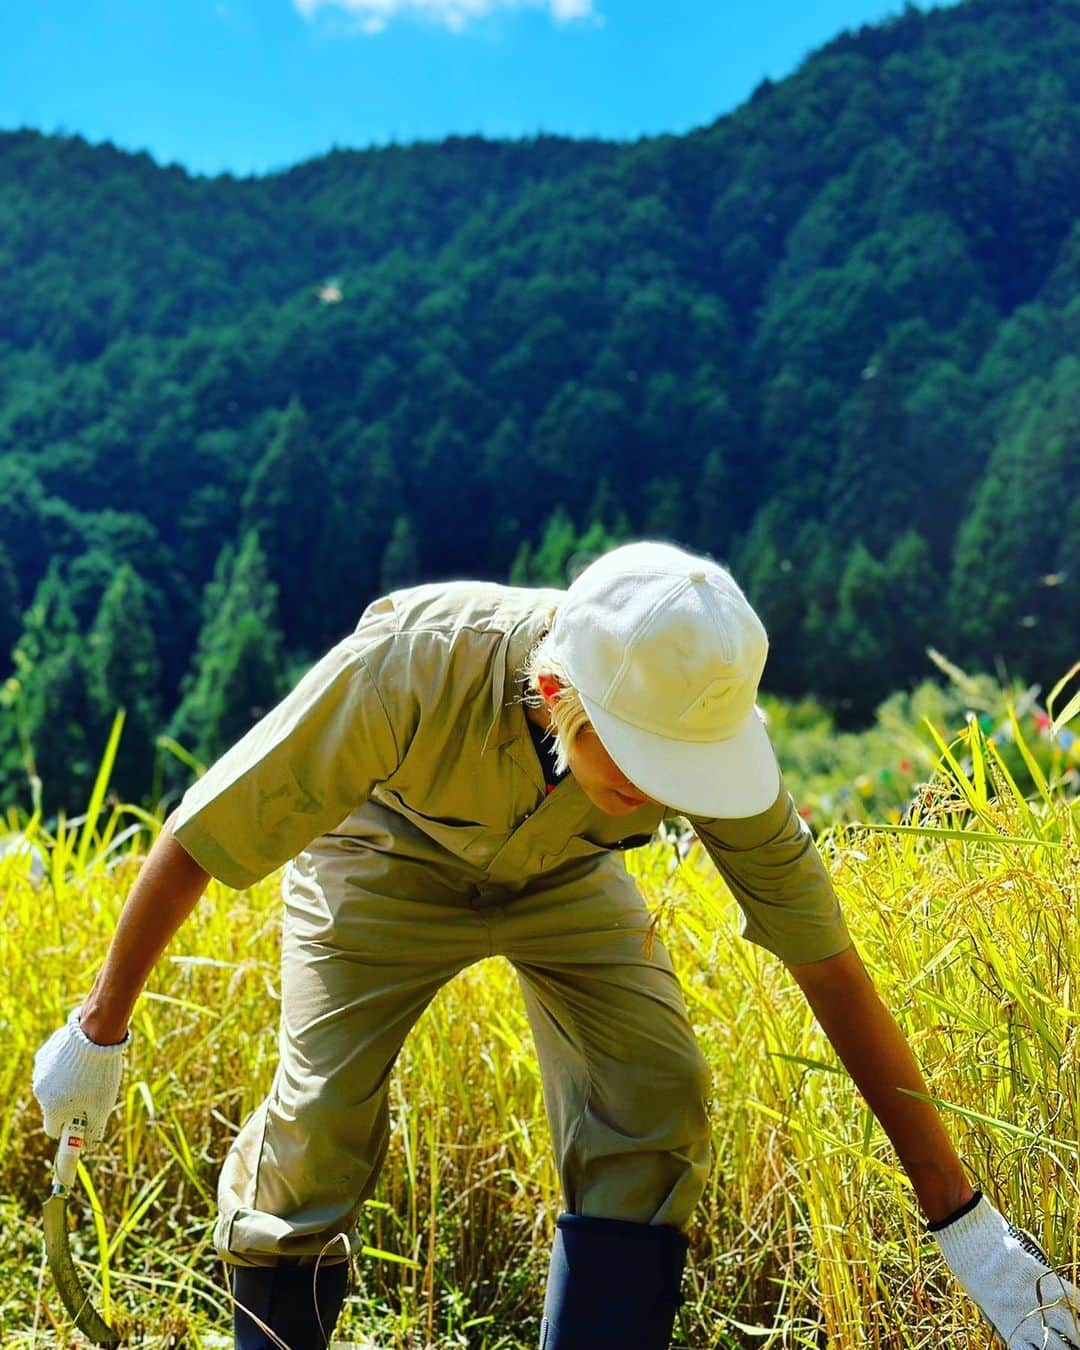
[548,541,780,818]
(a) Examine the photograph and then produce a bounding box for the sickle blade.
[43,1192,121,1346]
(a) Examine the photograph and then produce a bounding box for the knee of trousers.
[565,1044,712,1227]
[592,1035,712,1150]
[214,1085,392,1264]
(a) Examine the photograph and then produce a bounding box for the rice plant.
[2,678,1076,1347]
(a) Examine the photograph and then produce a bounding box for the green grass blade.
[1008,707,1053,808]
[75,709,125,875]
[1047,661,1080,734]
[857,823,1060,849]
[896,1089,1080,1153]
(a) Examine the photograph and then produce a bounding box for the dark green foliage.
[241,399,331,651]
[817,532,941,720]
[380,515,421,592]
[948,356,1080,680]
[168,532,287,770]
[739,507,815,697]
[11,561,79,676]
[509,508,578,588]
[8,562,96,813]
[0,543,20,677]
[510,510,628,589]
[85,564,163,804]
[207,608,290,764]
[2,0,1079,812]
[881,531,941,680]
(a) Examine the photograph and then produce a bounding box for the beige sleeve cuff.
[171,814,263,891]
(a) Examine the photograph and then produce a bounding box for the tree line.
[0,0,1077,815]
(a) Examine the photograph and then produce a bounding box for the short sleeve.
[172,631,401,889]
[690,778,852,966]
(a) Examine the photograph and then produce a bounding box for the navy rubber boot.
[231,1258,349,1349]
[538,1213,689,1349]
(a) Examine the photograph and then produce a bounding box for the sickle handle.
[54,1112,88,1191]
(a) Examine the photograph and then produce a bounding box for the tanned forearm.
[78,810,212,1045]
[786,944,976,1224]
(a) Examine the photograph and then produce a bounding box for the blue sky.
[2,0,952,178]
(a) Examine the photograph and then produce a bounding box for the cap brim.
[580,694,781,819]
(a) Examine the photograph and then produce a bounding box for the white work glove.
[32,1008,130,1143]
[932,1191,1080,1347]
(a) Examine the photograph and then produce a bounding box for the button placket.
[485,780,593,882]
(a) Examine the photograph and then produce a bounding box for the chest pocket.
[538,830,657,870]
[374,787,488,854]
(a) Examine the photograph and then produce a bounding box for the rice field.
[1,700,1077,1347]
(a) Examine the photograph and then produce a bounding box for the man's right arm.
[78,809,211,1045]
[76,614,411,1046]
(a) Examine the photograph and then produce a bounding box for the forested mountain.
[1,0,1078,814]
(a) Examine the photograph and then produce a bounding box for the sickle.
[43,1113,121,1346]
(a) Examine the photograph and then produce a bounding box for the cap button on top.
[689,570,707,582]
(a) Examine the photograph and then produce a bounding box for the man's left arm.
[695,782,1080,1344]
[784,942,973,1222]
[692,783,972,1218]
[788,944,1080,1348]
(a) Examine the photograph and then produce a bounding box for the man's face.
[566,726,655,817]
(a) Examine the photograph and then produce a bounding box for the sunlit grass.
[2,696,1077,1346]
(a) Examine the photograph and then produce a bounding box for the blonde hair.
[519,628,592,777]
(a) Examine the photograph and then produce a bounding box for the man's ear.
[537,674,562,706]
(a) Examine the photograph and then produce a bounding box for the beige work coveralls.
[172,582,852,1267]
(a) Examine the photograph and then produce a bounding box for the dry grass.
[1,707,1077,1347]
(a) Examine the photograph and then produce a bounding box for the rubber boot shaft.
[231,1258,349,1349]
[539,1213,688,1349]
